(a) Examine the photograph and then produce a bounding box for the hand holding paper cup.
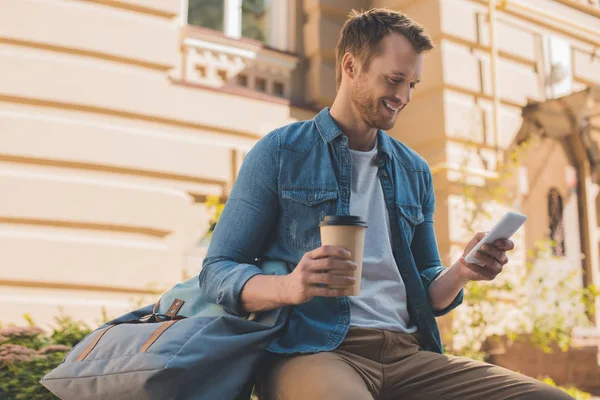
[319,215,367,296]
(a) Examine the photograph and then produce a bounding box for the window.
[542,35,572,99]
[255,77,266,92]
[548,188,566,256]
[188,0,275,44]
[241,0,268,42]
[188,0,224,32]
[273,81,284,97]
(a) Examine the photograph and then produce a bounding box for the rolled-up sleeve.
[199,130,280,316]
[419,266,464,317]
[412,167,464,317]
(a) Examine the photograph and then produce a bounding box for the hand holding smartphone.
[464,211,527,265]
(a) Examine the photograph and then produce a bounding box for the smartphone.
[464,211,528,265]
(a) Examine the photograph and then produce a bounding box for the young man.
[200,8,573,400]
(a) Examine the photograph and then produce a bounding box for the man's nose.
[396,84,411,105]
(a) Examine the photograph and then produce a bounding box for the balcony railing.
[176,25,299,101]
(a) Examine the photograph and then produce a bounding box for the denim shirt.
[200,107,463,354]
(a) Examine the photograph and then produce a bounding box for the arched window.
[548,188,565,256]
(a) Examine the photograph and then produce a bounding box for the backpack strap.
[165,299,185,319]
[139,320,178,352]
[75,325,116,361]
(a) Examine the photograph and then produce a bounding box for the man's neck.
[330,96,378,152]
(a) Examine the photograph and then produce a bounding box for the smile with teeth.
[382,100,400,112]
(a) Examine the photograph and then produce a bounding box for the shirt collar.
[314,107,343,143]
[314,107,394,161]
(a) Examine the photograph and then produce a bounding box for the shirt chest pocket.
[396,203,424,243]
[281,187,338,251]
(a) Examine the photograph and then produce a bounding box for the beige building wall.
[430,0,600,342]
[0,0,312,327]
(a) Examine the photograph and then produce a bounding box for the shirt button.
[416,308,421,314]
[308,195,314,201]
[343,156,348,164]
[381,171,388,178]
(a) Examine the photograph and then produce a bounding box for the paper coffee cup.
[319,215,367,296]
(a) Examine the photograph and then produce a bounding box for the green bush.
[540,377,592,400]
[0,314,91,400]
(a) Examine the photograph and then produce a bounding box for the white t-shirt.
[348,141,417,333]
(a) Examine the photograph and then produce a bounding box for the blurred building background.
[1,0,599,392]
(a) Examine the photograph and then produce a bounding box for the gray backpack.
[40,260,291,400]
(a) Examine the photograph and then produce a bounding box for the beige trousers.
[257,327,573,400]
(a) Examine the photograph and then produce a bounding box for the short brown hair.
[335,8,434,89]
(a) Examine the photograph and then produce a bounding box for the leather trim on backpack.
[139,320,178,353]
[75,325,116,361]
[166,298,185,319]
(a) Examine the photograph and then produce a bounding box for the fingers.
[494,239,515,251]
[310,245,352,260]
[309,287,350,297]
[306,271,355,287]
[479,244,508,265]
[308,257,358,274]
[475,232,487,241]
[463,262,497,281]
[464,232,487,256]
[473,250,503,275]
[293,246,359,301]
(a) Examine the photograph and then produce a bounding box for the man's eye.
[390,78,403,84]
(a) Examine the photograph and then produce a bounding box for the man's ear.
[341,53,357,81]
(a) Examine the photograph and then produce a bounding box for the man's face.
[350,33,424,131]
